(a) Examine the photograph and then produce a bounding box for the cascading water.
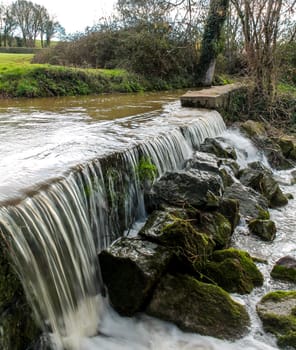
[0,99,226,349]
[2,93,294,350]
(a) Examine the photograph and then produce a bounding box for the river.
[0,92,295,350]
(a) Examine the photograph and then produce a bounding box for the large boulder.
[98,237,173,316]
[0,239,40,350]
[248,219,276,241]
[146,169,223,211]
[202,248,264,294]
[200,137,237,160]
[147,274,250,340]
[239,162,288,207]
[257,291,296,349]
[139,208,215,270]
[223,182,269,220]
[271,256,296,283]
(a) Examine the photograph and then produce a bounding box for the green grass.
[0,53,34,67]
[0,53,146,97]
[278,82,296,97]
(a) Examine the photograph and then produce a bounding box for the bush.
[33,24,198,86]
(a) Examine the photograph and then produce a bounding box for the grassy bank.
[0,53,148,98]
[0,53,194,98]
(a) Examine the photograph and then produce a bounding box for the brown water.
[0,91,189,203]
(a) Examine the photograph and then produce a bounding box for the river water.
[0,92,295,350]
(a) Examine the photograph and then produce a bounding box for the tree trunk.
[196,0,230,86]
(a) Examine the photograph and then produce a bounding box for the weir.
[0,109,226,349]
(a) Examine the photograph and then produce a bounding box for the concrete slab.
[180,83,243,109]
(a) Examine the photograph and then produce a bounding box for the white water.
[0,94,295,350]
[77,129,296,350]
[0,96,226,350]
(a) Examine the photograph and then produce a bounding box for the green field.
[0,53,34,66]
[0,52,144,98]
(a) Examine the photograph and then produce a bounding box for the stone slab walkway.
[181,83,243,109]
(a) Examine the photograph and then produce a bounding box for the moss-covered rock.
[0,238,40,350]
[271,256,296,283]
[257,290,296,349]
[278,331,296,349]
[147,274,250,340]
[278,137,295,158]
[248,219,276,241]
[203,248,264,294]
[239,162,288,208]
[98,237,173,316]
[139,209,215,270]
[198,211,232,249]
[240,121,294,170]
[240,120,267,139]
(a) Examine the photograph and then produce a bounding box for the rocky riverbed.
[99,120,296,349]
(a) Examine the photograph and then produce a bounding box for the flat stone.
[180,83,243,109]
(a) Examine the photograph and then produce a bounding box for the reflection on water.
[0,91,183,120]
[0,91,192,203]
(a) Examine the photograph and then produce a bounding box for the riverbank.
[0,53,198,98]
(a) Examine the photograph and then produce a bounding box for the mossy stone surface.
[248,219,276,241]
[278,137,295,157]
[257,291,296,349]
[240,120,266,138]
[239,163,288,208]
[147,274,250,340]
[0,238,40,350]
[199,211,232,249]
[203,248,264,294]
[139,208,215,270]
[271,256,296,283]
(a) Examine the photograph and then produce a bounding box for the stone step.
[181,83,243,109]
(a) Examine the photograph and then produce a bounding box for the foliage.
[135,157,157,183]
[32,24,198,87]
[0,54,148,97]
[0,0,64,48]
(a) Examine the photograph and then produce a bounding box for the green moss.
[271,264,296,282]
[261,290,296,303]
[256,206,270,220]
[0,237,40,348]
[278,331,296,348]
[161,217,215,269]
[248,219,276,241]
[199,211,232,249]
[257,290,296,348]
[203,248,263,294]
[240,120,266,138]
[135,157,158,183]
[147,273,250,340]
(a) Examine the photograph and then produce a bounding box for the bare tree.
[231,0,296,101]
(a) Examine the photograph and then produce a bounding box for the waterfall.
[0,110,225,349]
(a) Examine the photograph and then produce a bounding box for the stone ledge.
[181,83,244,109]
